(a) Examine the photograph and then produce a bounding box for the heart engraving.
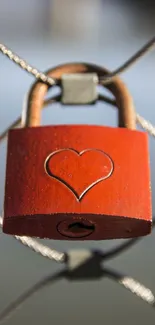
[45,148,114,201]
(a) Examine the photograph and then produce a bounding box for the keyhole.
[68,222,95,234]
[57,218,95,238]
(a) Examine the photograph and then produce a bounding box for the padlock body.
[3,125,152,240]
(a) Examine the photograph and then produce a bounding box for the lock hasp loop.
[25,62,136,129]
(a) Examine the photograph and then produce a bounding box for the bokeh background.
[0,1,155,324]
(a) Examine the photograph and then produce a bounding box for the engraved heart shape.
[45,148,114,201]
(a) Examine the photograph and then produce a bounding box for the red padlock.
[3,63,152,240]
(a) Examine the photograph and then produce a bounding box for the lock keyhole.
[68,222,95,234]
[57,218,95,238]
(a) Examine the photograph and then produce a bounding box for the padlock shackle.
[24,63,136,129]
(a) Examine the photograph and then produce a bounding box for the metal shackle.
[24,62,136,129]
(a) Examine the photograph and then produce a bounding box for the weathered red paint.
[3,124,152,240]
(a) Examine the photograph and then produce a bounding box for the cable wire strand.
[105,268,155,306]
[0,216,65,263]
[0,271,65,324]
[1,37,155,86]
[0,94,61,142]
[0,265,154,325]
[0,43,57,86]
[0,39,155,320]
[100,36,155,84]
[1,98,155,142]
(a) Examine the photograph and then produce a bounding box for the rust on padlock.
[3,63,152,240]
[25,63,136,129]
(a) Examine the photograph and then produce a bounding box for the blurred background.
[0,0,155,324]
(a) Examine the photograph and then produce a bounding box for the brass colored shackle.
[23,62,136,129]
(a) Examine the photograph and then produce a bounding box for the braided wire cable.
[0,43,57,86]
[1,37,155,85]
[0,37,155,321]
[0,216,65,263]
